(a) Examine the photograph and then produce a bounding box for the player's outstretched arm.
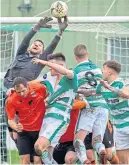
[40,16,68,61]
[77,88,97,97]
[107,86,129,99]
[32,58,74,79]
[17,17,52,55]
[120,87,129,98]
[98,78,129,98]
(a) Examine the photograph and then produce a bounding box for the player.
[4,16,68,89]
[5,77,47,164]
[78,90,119,164]
[73,44,109,164]
[97,60,129,164]
[31,53,78,164]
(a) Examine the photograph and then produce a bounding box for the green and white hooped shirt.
[74,61,109,110]
[40,72,78,122]
[97,78,129,130]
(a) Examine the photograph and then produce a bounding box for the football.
[51,1,68,18]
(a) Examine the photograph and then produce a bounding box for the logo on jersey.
[43,74,47,79]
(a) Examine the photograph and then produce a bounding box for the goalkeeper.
[4,16,68,89]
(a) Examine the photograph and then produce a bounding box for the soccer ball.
[51,1,68,18]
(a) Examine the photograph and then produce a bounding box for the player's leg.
[65,149,95,164]
[116,149,129,164]
[65,144,78,164]
[115,128,129,164]
[53,141,73,164]
[34,117,68,164]
[65,150,77,164]
[103,120,119,164]
[33,156,41,164]
[34,136,50,163]
[65,135,95,164]
[29,131,42,164]
[17,131,31,164]
[74,109,96,164]
[84,133,96,164]
[92,107,108,164]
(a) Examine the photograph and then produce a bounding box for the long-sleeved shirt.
[4,29,60,89]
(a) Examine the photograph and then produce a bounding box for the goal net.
[0,17,129,164]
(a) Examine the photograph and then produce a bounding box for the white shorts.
[76,106,108,140]
[39,117,68,147]
[114,127,129,150]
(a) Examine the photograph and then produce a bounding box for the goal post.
[0,16,129,164]
[1,16,129,23]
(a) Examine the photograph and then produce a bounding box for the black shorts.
[17,131,39,156]
[53,135,93,164]
[84,133,93,150]
[53,141,74,164]
[103,120,114,148]
[85,120,114,149]
[8,126,14,132]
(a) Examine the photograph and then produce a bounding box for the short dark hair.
[34,39,44,47]
[103,60,121,73]
[48,53,66,62]
[74,44,88,58]
[13,77,27,88]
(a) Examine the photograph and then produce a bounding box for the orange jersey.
[59,100,86,143]
[6,82,46,131]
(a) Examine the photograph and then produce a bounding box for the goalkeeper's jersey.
[97,78,129,130]
[74,61,109,109]
[40,72,78,122]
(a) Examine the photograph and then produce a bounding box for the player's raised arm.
[40,16,68,61]
[32,55,74,79]
[17,17,52,55]
[98,78,129,98]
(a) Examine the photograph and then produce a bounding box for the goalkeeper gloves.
[33,17,53,31]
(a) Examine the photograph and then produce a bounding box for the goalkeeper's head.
[102,60,121,81]
[47,53,66,76]
[28,39,44,56]
[74,44,89,63]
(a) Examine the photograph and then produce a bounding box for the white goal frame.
[1,16,129,24]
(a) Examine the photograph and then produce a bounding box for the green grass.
[8,150,20,164]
